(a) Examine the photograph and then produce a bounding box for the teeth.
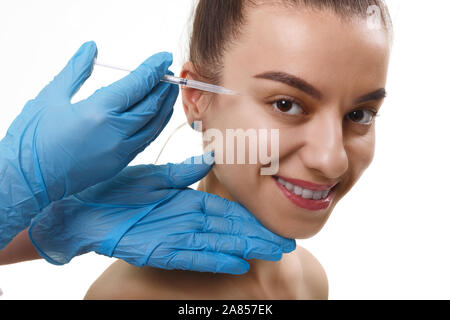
[276,177,331,200]
[312,191,322,200]
[293,186,303,195]
[285,182,294,191]
[302,189,313,199]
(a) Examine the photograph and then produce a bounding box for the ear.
[180,61,210,130]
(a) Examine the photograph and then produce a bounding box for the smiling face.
[181,5,390,238]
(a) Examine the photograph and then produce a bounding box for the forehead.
[223,5,390,94]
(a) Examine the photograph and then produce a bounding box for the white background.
[0,0,449,300]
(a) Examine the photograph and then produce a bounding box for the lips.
[277,175,338,191]
[273,175,338,211]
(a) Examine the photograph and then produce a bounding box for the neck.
[197,170,284,286]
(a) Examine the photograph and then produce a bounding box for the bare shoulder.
[84,260,172,300]
[295,245,329,300]
[84,260,137,300]
[84,259,214,300]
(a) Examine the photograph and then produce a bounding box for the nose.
[300,112,348,180]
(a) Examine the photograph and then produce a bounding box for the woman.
[85,0,392,299]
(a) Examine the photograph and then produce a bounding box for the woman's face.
[183,5,390,238]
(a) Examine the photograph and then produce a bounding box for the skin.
[0,229,40,265]
[85,4,390,300]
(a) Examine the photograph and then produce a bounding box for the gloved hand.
[0,41,178,249]
[29,153,296,274]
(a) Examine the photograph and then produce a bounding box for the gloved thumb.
[106,151,214,192]
[165,150,215,188]
[37,41,98,102]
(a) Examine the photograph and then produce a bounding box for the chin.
[271,218,329,239]
[244,204,326,240]
[254,196,339,240]
[290,223,327,239]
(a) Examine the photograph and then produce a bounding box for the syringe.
[94,61,237,96]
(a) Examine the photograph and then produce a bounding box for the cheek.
[211,163,262,216]
[345,128,376,186]
[204,103,281,226]
[203,95,281,168]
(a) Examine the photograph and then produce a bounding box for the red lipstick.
[276,175,337,191]
[273,176,337,211]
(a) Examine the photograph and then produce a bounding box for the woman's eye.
[271,98,305,115]
[346,109,377,125]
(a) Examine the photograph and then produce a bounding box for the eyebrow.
[253,71,386,104]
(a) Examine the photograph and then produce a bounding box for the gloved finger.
[122,103,174,162]
[178,233,283,261]
[36,41,98,102]
[112,151,214,192]
[122,83,177,154]
[87,51,173,113]
[125,69,177,114]
[117,81,173,137]
[165,250,250,275]
[121,70,179,137]
[164,151,215,188]
[203,215,295,253]
[201,193,297,253]
[129,82,177,140]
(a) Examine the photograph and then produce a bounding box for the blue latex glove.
[0,41,178,249]
[28,153,296,274]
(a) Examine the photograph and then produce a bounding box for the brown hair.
[188,0,392,85]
